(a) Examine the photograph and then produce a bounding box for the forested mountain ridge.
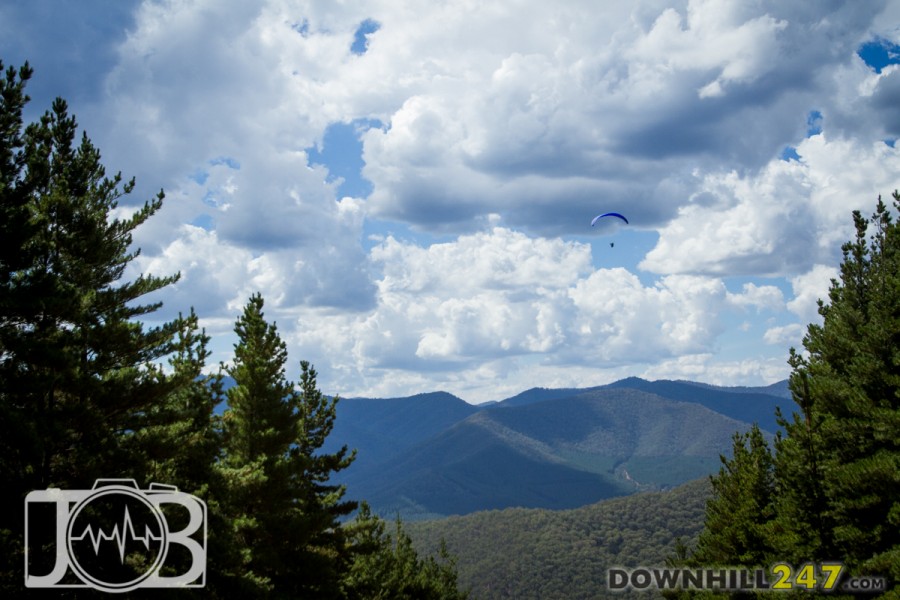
[600,377,790,432]
[408,477,712,600]
[323,383,792,519]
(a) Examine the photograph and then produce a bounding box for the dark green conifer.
[767,366,833,564]
[693,424,775,568]
[0,61,183,590]
[784,197,900,583]
[217,293,356,598]
[343,503,469,600]
[688,194,900,595]
[130,308,223,493]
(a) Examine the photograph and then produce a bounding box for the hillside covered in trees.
[408,478,711,600]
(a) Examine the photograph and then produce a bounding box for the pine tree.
[342,504,469,600]
[130,308,223,493]
[216,293,356,598]
[766,367,833,564]
[687,195,900,595]
[783,196,900,584]
[0,61,185,589]
[692,424,775,568]
[682,191,900,597]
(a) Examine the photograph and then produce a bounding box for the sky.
[3,0,900,404]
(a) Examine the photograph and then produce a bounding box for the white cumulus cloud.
[3,0,898,400]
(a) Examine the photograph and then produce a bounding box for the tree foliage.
[215,293,357,598]
[410,478,711,600]
[692,425,774,568]
[788,197,900,584]
[0,61,465,598]
[684,195,900,597]
[344,503,469,600]
[0,59,186,590]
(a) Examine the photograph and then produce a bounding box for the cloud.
[27,0,897,308]
[3,0,898,401]
[355,0,892,237]
[567,272,730,361]
[727,283,785,312]
[763,324,806,347]
[277,227,792,401]
[132,194,375,325]
[786,264,839,323]
[357,228,593,367]
[640,135,900,276]
[88,0,379,319]
[629,0,788,99]
[0,0,141,117]
[641,353,791,386]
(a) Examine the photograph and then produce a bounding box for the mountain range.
[319,377,795,519]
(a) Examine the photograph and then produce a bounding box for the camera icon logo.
[25,479,206,593]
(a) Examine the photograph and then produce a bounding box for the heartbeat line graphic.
[70,506,164,563]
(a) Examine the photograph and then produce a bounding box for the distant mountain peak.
[345,390,466,404]
[406,390,464,401]
[611,376,649,385]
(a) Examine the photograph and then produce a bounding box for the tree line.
[0,60,467,598]
[672,194,900,597]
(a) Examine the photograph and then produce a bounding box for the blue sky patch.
[291,19,309,37]
[806,110,823,137]
[351,19,380,55]
[209,156,241,170]
[781,146,801,162]
[858,38,900,74]
[202,191,222,208]
[190,213,215,231]
[307,120,380,198]
[188,169,209,185]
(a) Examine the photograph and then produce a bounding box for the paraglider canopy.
[591,212,629,227]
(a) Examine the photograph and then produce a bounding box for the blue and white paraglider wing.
[591,212,629,227]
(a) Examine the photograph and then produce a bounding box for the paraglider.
[591,212,627,249]
[591,212,629,227]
